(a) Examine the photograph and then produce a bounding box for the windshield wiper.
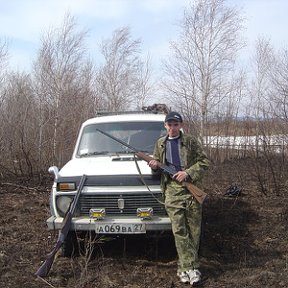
[113,150,133,154]
[79,151,109,158]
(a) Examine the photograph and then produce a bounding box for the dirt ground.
[0,160,287,288]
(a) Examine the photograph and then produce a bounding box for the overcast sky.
[0,0,287,72]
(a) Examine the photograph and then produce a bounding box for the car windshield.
[77,121,166,157]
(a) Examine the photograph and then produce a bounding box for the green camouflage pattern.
[165,182,202,271]
[153,132,208,272]
[153,132,209,191]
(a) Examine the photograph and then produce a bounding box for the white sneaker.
[186,269,201,285]
[177,271,190,283]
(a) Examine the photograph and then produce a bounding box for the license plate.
[95,223,146,234]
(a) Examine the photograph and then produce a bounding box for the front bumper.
[47,215,171,234]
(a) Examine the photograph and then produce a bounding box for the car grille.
[79,193,167,216]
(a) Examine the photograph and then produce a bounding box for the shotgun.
[35,174,87,277]
[96,129,207,204]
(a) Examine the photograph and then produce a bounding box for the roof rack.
[95,103,170,117]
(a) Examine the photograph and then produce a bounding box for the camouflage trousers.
[165,181,202,273]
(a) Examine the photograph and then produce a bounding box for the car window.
[77,121,166,157]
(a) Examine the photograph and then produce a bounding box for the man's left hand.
[172,171,188,182]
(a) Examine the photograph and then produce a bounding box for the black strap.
[133,154,164,205]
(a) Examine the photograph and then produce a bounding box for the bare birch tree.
[0,40,11,175]
[0,39,8,106]
[1,72,36,176]
[95,27,153,112]
[248,37,285,195]
[270,48,288,121]
[163,0,244,138]
[33,14,95,168]
[249,37,275,120]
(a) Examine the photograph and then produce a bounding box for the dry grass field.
[1,159,287,287]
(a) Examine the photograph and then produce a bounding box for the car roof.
[82,113,165,125]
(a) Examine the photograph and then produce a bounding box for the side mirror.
[48,166,59,180]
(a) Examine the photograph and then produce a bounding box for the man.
[149,111,209,285]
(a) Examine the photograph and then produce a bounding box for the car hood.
[59,155,152,177]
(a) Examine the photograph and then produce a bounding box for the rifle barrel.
[95,128,207,204]
[35,174,87,277]
[95,128,137,152]
[96,129,176,175]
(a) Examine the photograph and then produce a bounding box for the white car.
[47,112,171,255]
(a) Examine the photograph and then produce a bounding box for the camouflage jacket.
[153,132,209,192]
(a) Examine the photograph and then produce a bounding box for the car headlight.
[56,196,73,216]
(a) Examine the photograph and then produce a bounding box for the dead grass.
[0,159,288,287]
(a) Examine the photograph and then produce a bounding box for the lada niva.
[47,112,171,255]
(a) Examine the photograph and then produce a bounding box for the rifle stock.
[136,151,207,203]
[35,174,87,277]
[183,182,207,204]
[95,129,207,204]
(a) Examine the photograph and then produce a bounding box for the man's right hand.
[148,159,160,170]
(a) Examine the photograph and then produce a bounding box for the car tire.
[62,231,79,257]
